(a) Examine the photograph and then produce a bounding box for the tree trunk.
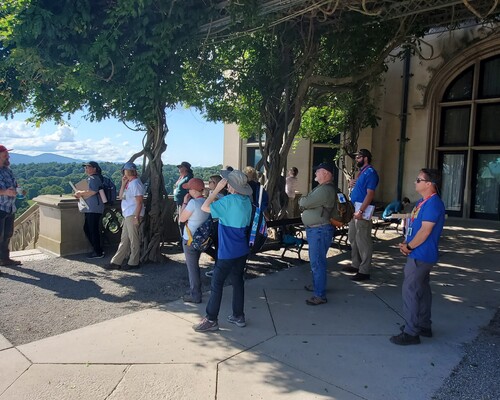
[139,107,175,264]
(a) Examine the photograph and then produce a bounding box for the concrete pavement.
[1,218,499,399]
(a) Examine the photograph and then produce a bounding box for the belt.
[307,222,330,228]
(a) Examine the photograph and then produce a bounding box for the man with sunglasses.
[390,168,445,345]
[344,149,379,281]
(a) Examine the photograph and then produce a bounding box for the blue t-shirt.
[382,200,403,219]
[407,195,445,264]
[210,194,252,260]
[350,166,379,204]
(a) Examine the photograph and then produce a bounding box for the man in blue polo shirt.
[344,149,379,281]
[390,168,445,345]
[193,169,253,332]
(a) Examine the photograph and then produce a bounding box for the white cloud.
[44,125,76,142]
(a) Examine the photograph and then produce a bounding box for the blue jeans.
[306,224,335,298]
[206,255,247,321]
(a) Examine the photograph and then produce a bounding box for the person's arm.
[399,221,435,256]
[299,185,332,209]
[202,179,226,213]
[118,175,127,199]
[354,188,375,220]
[133,195,144,224]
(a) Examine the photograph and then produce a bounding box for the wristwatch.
[406,243,413,250]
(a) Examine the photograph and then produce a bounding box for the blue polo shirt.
[350,166,379,204]
[210,194,252,260]
[407,195,445,263]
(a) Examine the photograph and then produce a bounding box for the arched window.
[437,55,500,220]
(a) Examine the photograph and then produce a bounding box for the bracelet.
[406,243,413,250]
[183,203,188,206]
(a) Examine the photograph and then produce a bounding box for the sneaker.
[400,325,433,338]
[390,332,421,346]
[121,264,140,270]
[0,258,22,266]
[104,263,121,270]
[205,270,213,278]
[193,317,219,332]
[305,296,327,305]
[227,315,246,327]
[87,252,104,259]
[342,266,358,273]
[183,295,202,304]
[351,273,370,281]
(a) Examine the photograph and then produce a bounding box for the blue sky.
[0,107,224,167]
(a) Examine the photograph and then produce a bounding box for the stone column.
[33,195,91,256]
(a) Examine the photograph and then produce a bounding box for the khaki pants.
[111,215,141,266]
[348,218,373,274]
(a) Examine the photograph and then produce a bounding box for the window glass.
[476,104,500,145]
[442,67,473,101]
[440,106,470,146]
[441,153,465,213]
[473,153,500,217]
[479,55,500,98]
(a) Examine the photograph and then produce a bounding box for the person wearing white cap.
[106,162,145,270]
[192,169,253,332]
[0,145,22,271]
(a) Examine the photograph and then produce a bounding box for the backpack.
[248,185,268,254]
[327,184,355,228]
[191,216,215,251]
[100,176,117,205]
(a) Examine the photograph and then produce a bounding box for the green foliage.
[11,162,223,199]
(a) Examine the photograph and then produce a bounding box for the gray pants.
[183,240,202,302]
[348,218,373,274]
[402,257,433,336]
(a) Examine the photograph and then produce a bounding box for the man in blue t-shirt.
[344,149,379,281]
[390,168,445,346]
[193,169,253,332]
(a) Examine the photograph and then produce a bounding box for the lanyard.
[358,164,372,178]
[410,193,436,224]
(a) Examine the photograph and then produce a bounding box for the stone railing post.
[33,195,92,256]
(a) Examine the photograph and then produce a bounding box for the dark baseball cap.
[355,149,372,159]
[313,162,335,174]
[0,145,13,153]
[82,161,100,169]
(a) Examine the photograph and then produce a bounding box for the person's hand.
[121,175,128,184]
[349,179,356,188]
[215,178,227,192]
[74,190,82,199]
[183,193,191,204]
[399,242,411,256]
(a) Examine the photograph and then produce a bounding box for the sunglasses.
[415,178,430,183]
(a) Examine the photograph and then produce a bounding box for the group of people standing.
[2,143,446,346]
[73,160,145,270]
[299,148,446,346]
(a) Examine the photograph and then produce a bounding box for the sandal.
[305,296,327,305]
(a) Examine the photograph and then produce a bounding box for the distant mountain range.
[9,153,82,164]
